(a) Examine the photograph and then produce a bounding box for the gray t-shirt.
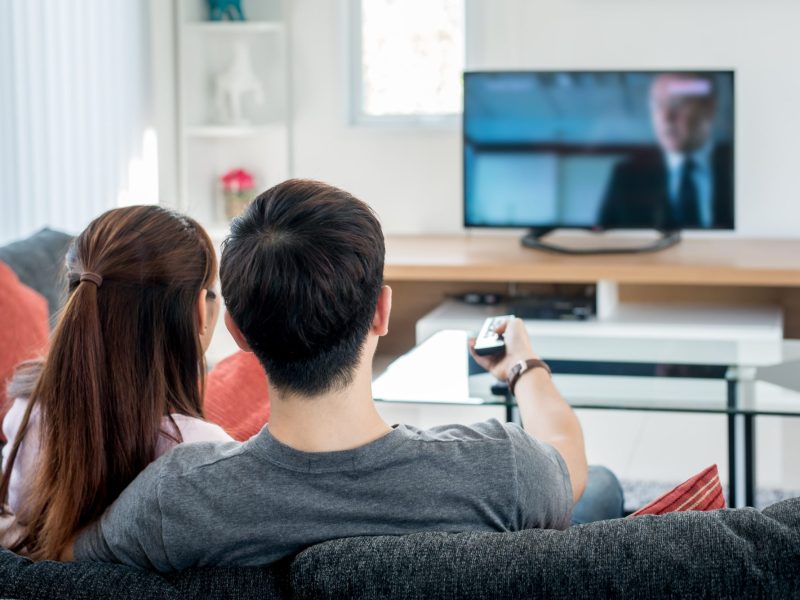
[74,419,572,572]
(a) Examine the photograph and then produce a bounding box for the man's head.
[220,179,387,396]
[650,73,718,154]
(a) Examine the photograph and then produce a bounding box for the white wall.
[291,0,800,237]
[291,0,460,234]
[287,0,800,495]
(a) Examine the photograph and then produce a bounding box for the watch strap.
[507,358,551,396]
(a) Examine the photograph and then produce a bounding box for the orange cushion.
[0,261,49,442]
[629,464,726,517]
[204,351,270,441]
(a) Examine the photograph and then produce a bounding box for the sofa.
[0,497,797,599]
[1,230,799,598]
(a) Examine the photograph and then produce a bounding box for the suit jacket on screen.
[598,144,734,230]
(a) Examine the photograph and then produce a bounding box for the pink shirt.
[1,397,233,515]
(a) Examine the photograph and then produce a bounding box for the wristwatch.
[507,358,552,396]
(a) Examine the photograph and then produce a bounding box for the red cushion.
[204,351,270,441]
[0,261,49,442]
[629,464,726,517]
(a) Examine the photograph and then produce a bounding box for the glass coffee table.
[373,330,800,508]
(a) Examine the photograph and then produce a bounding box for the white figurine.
[214,42,265,125]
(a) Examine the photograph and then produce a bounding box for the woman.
[0,205,233,560]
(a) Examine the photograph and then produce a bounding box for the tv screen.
[463,71,735,231]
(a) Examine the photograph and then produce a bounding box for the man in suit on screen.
[598,73,733,230]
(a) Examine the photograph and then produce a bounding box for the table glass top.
[372,330,800,416]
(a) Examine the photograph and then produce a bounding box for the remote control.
[473,315,514,356]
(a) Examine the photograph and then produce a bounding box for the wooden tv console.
[380,234,800,356]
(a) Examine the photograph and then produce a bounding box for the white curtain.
[0,0,150,244]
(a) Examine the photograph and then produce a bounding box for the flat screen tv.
[463,71,735,253]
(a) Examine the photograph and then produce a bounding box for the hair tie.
[79,272,103,287]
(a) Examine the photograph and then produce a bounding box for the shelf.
[185,125,285,138]
[175,0,291,235]
[382,235,800,286]
[183,21,284,34]
[417,299,784,347]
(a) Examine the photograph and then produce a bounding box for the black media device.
[463,70,735,254]
[473,315,514,356]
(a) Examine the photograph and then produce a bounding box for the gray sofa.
[0,228,72,321]
[1,230,799,598]
[0,498,797,599]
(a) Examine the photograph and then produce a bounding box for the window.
[352,0,465,124]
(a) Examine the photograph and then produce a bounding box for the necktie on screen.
[677,158,701,227]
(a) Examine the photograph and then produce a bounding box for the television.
[463,71,735,253]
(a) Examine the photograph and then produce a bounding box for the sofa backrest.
[0,228,73,321]
[1,499,798,600]
[0,547,290,600]
[290,497,800,599]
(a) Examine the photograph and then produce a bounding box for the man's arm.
[70,458,172,571]
[470,318,588,502]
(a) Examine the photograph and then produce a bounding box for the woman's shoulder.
[155,414,233,459]
[162,414,233,445]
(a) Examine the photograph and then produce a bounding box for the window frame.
[346,0,465,128]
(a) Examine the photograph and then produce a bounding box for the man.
[72,180,623,572]
[599,73,734,230]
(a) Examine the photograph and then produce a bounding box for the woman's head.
[64,205,220,355]
[0,205,218,559]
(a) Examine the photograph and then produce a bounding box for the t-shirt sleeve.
[504,422,573,530]
[73,458,172,571]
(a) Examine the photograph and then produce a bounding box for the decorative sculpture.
[208,0,245,21]
[214,42,265,125]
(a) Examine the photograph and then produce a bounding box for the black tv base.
[521,229,682,255]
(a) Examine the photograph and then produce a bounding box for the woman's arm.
[1,397,41,515]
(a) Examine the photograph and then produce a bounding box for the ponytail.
[4,280,115,557]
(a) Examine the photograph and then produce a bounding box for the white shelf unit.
[176,0,292,230]
[416,299,784,361]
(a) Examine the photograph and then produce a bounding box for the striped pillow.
[629,464,726,517]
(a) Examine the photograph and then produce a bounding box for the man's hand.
[469,317,539,381]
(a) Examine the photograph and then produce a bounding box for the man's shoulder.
[155,439,247,480]
[403,418,514,444]
[712,142,733,167]
[402,419,522,451]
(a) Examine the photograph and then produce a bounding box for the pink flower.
[221,169,255,192]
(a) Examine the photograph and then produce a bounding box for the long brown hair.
[0,205,217,560]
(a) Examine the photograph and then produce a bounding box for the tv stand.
[521,229,682,255]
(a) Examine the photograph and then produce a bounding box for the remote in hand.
[473,315,514,356]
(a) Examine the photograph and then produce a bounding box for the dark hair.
[0,205,216,560]
[220,179,384,396]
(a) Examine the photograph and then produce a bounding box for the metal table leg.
[505,394,515,423]
[727,380,738,507]
[745,414,756,507]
